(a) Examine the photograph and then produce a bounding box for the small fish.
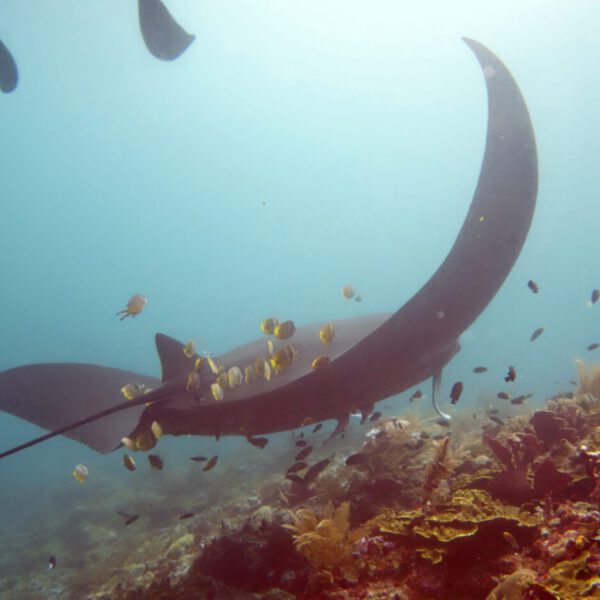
[341,284,355,300]
[116,294,147,320]
[497,392,510,400]
[345,453,367,466]
[303,454,334,483]
[183,340,196,358]
[311,355,330,370]
[286,461,308,474]
[123,454,136,471]
[510,394,532,405]
[72,464,89,483]
[503,531,519,550]
[186,371,201,390]
[587,343,599,351]
[409,390,423,402]
[285,474,304,483]
[227,366,243,388]
[592,289,599,305]
[530,327,545,341]
[271,345,295,372]
[473,366,488,374]
[260,318,280,335]
[148,454,163,470]
[206,355,219,375]
[267,339,275,356]
[489,415,504,425]
[295,446,313,461]
[210,382,224,401]
[296,440,307,447]
[194,357,205,371]
[121,437,136,450]
[450,381,463,405]
[117,511,139,524]
[354,295,362,303]
[246,436,268,449]
[527,280,539,294]
[312,423,322,434]
[151,421,163,440]
[274,320,296,340]
[369,411,382,422]
[244,365,255,384]
[203,455,218,471]
[48,556,56,570]
[319,322,335,345]
[190,455,207,462]
[121,382,146,400]
[178,512,195,520]
[263,360,272,381]
[435,419,451,427]
[216,372,229,390]
[504,366,516,383]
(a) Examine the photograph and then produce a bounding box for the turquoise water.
[0,1,599,596]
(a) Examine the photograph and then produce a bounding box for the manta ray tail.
[138,0,195,61]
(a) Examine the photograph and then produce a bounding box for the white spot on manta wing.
[436,310,445,319]
[483,65,496,79]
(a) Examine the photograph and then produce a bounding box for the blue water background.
[0,0,598,582]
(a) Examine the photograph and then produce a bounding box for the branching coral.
[283,501,360,580]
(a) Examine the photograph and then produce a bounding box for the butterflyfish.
[319,322,335,345]
[116,294,147,320]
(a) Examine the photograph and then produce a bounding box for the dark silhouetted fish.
[294,446,313,462]
[504,366,516,382]
[587,343,599,351]
[190,456,207,462]
[202,456,218,471]
[0,38,18,93]
[345,453,367,466]
[138,0,195,61]
[312,424,322,434]
[48,556,56,570]
[473,366,488,374]
[489,415,504,425]
[527,280,539,294]
[116,511,140,526]
[0,39,538,463]
[409,390,423,401]
[295,440,307,448]
[303,454,334,484]
[148,454,163,470]
[530,327,545,341]
[592,289,599,305]
[369,411,382,422]
[286,461,307,474]
[497,392,510,400]
[450,381,463,405]
[178,512,195,520]
[246,435,268,449]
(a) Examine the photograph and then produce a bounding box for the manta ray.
[0,38,538,460]
[0,0,193,94]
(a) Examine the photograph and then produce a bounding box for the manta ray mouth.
[0,37,537,459]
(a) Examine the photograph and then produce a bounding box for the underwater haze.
[1,1,599,598]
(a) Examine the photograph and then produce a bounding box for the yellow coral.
[543,551,600,597]
[284,501,359,579]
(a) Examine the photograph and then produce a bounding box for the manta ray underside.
[0,38,538,460]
